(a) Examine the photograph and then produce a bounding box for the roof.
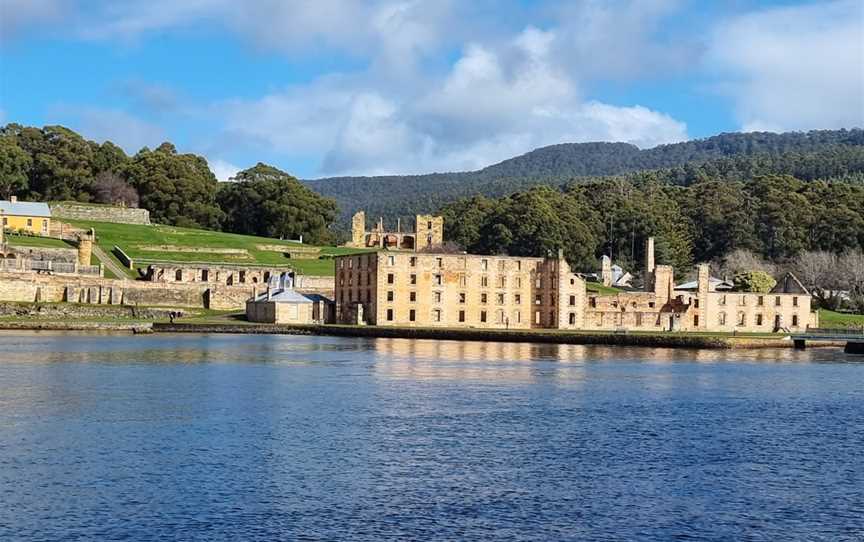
[0,200,51,218]
[770,272,810,295]
[250,288,332,304]
[675,277,734,291]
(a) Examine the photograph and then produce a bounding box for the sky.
[0,0,862,181]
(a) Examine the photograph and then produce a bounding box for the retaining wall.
[50,203,151,225]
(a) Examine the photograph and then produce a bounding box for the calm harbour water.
[0,333,862,541]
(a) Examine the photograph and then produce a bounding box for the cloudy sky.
[1,0,862,180]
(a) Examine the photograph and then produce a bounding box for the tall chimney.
[644,237,655,290]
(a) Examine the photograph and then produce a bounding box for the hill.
[303,129,864,224]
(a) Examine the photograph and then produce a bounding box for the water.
[0,333,862,541]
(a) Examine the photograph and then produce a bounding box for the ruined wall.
[50,203,151,225]
[0,271,258,310]
[6,246,78,263]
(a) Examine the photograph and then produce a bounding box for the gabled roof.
[675,277,734,291]
[251,288,332,304]
[770,272,809,295]
[0,200,51,218]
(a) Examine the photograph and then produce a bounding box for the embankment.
[152,322,793,349]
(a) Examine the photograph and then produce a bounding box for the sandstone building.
[345,211,443,251]
[334,234,818,333]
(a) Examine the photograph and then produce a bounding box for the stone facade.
[334,239,818,333]
[143,264,291,287]
[345,211,444,250]
[50,202,151,225]
[334,250,584,329]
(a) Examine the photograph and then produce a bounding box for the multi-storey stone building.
[334,236,818,333]
[345,211,444,251]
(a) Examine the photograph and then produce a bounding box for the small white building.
[246,276,333,324]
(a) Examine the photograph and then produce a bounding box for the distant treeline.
[439,174,864,273]
[304,129,864,224]
[0,124,337,244]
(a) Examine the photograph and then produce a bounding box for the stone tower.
[600,255,613,287]
[696,263,710,330]
[77,229,94,266]
[350,211,366,247]
[415,215,444,250]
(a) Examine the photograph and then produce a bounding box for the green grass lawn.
[5,233,75,249]
[585,281,623,295]
[819,309,864,328]
[66,220,368,276]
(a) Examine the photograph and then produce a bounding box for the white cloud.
[0,0,65,40]
[220,26,687,176]
[60,108,166,154]
[709,0,864,132]
[209,158,241,182]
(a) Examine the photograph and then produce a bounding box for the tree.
[792,251,843,310]
[217,163,337,244]
[0,136,31,198]
[93,172,139,207]
[125,144,224,228]
[732,271,777,293]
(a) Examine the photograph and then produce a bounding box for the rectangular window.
[756,314,763,326]
[514,294,521,305]
[636,313,642,326]
[435,274,443,286]
[590,297,597,308]
[387,273,395,284]
[459,275,467,288]
[481,276,489,288]
[434,291,442,303]
[534,311,541,325]
[459,310,465,323]
[386,309,393,321]
[409,309,416,322]
[409,291,416,302]
[719,295,726,306]
[26,218,32,227]
[515,277,521,288]
[433,309,442,322]
[535,294,541,305]
[481,259,488,271]
[498,276,506,288]
[496,293,504,305]
[388,255,395,266]
[758,296,764,306]
[387,291,394,302]
[410,274,417,285]
[481,293,488,304]
[436,257,443,268]
[694,299,700,308]
[516,261,522,271]
[409,257,416,267]
[739,296,746,306]
[2,217,7,226]
[459,292,466,304]
[569,295,576,306]
[41,220,48,233]
[775,296,781,307]
[738,313,746,326]
[793,297,798,307]
[792,314,799,326]
[498,260,506,271]
[516,311,521,323]
[694,315,699,327]
[535,278,542,288]
[480,310,487,323]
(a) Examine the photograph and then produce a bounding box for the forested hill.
[304,129,864,223]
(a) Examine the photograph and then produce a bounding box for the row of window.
[718,295,799,307]
[715,312,800,327]
[384,308,559,325]
[2,217,49,232]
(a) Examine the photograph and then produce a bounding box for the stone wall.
[7,245,78,263]
[50,203,151,225]
[0,271,260,310]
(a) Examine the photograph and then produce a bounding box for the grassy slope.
[5,234,75,249]
[585,282,623,295]
[819,309,864,328]
[66,220,366,276]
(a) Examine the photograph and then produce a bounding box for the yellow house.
[0,197,52,236]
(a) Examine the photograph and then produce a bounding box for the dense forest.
[304,129,864,223]
[0,124,337,243]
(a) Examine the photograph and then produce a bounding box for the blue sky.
[1,0,862,180]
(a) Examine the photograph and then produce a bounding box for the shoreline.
[0,320,849,350]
